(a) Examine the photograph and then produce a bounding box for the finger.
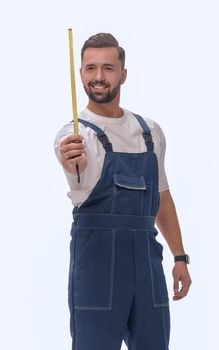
[61,142,85,154]
[60,154,84,166]
[60,134,83,146]
[65,149,85,159]
[60,143,85,160]
[65,155,84,165]
[173,277,179,295]
[173,280,191,300]
[173,289,187,300]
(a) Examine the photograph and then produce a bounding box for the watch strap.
[174,254,190,264]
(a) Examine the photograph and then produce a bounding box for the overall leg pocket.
[72,228,115,310]
[147,232,169,307]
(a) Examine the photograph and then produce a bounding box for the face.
[80,47,127,104]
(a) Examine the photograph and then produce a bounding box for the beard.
[83,80,121,104]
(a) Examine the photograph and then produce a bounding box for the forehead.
[81,47,120,66]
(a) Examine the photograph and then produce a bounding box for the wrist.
[174,254,190,264]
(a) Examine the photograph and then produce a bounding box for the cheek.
[81,77,90,86]
[81,72,91,84]
[110,73,122,85]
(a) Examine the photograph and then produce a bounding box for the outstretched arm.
[156,189,192,301]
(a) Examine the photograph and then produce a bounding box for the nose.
[94,67,105,81]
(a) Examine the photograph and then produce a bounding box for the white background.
[0,0,218,349]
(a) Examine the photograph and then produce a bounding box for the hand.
[172,262,192,301]
[59,134,87,174]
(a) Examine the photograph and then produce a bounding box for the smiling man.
[54,33,191,350]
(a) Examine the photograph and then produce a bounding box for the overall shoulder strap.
[133,114,154,152]
[78,118,113,152]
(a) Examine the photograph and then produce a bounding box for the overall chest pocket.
[112,174,150,215]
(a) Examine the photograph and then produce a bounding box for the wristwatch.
[174,254,190,264]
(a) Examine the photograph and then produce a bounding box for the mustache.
[88,80,110,87]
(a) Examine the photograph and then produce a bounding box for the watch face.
[185,255,190,264]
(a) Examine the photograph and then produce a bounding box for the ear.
[80,68,83,80]
[120,69,127,85]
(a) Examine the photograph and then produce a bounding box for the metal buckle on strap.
[142,132,153,144]
[142,131,154,152]
[97,134,110,145]
[97,134,112,151]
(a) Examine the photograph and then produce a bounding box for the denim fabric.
[68,114,170,350]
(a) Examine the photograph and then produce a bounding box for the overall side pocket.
[147,231,169,307]
[73,228,115,310]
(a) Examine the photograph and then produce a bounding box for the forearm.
[156,190,185,256]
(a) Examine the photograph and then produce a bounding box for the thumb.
[174,277,179,294]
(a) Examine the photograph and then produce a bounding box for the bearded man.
[54,32,192,350]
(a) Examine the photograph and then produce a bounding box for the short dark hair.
[81,33,125,69]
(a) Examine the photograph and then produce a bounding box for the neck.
[87,96,123,118]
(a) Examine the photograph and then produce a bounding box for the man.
[54,33,192,350]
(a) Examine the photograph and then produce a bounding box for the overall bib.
[68,114,170,350]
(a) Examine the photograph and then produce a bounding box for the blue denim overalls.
[68,114,170,350]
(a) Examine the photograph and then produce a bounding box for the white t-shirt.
[54,108,169,207]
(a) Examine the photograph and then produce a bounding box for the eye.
[85,65,95,72]
[105,66,114,71]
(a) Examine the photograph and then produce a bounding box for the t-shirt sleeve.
[54,122,73,164]
[153,121,169,192]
